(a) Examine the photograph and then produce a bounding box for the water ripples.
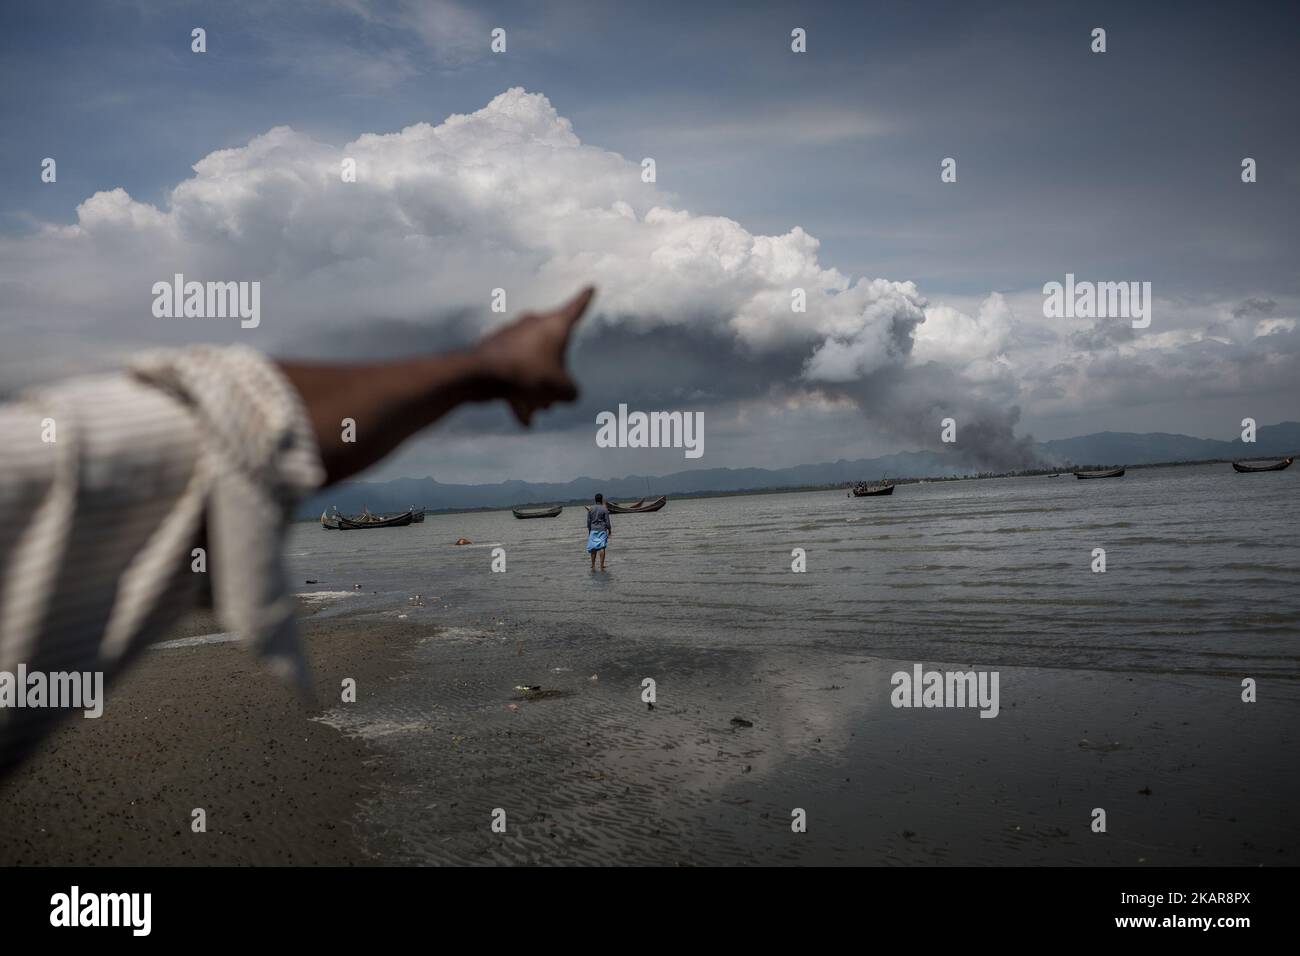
[289,464,1300,678]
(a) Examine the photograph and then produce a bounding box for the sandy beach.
[0,608,408,865]
[1,598,1295,866]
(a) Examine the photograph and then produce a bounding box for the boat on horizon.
[1231,457,1292,473]
[513,505,563,519]
[1074,468,1126,479]
[339,509,416,529]
[322,507,416,529]
[849,481,894,497]
[606,495,668,514]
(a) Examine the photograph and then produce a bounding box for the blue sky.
[1,0,1297,481]
[5,0,1296,294]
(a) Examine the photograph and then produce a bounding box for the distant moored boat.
[850,482,894,497]
[513,505,563,519]
[1074,468,1125,479]
[337,509,415,529]
[1231,457,1292,473]
[607,495,668,513]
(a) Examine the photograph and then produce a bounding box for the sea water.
[287,463,1300,678]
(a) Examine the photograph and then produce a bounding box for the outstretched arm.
[279,287,594,485]
[0,288,595,778]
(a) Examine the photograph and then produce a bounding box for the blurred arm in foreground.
[283,286,592,484]
[0,287,594,778]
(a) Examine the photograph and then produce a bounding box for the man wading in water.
[587,493,612,572]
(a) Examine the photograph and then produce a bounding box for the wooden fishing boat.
[336,509,415,529]
[606,495,668,514]
[1231,457,1292,473]
[411,508,426,523]
[1074,468,1125,479]
[320,510,340,530]
[512,505,563,519]
[850,482,894,497]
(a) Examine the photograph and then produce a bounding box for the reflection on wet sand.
[311,611,1299,866]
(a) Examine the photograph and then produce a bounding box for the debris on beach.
[1078,738,1125,752]
[455,537,472,546]
[513,685,572,702]
[730,716,754,728]
[1138,786,1152,796]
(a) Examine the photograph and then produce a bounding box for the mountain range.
[299,421,1300,518]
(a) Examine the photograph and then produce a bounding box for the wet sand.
[0,610,410,865]
[311,614,1299,865]
[1,606,1296,865]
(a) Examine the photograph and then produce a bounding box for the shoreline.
[294,457,1298,522]
[1,604,1295,865]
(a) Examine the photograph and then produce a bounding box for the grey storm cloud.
[1069,319,1137,352]
[1232,298,1277,319]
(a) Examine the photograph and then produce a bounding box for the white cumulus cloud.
[1,88,938,394]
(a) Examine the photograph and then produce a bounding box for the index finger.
[555,285,596,334]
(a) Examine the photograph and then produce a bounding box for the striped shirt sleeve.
[0,345,324,776]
